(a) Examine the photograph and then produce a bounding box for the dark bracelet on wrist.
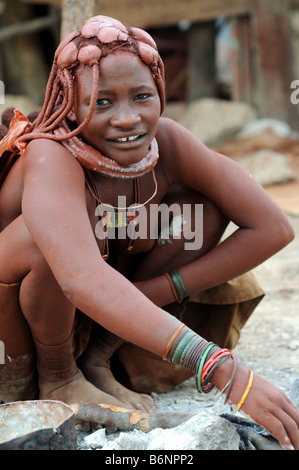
[165,270,187,303]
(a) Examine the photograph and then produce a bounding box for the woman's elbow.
[275,217,295,250]
[58,272,88,306]
[58,268,103,310]
[59,279,77,305]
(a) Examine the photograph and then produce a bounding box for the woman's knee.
[0,216,50,283]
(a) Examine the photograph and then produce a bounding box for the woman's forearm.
[134,223,294,306]
[61,260,182,356]
[180,223,293,295]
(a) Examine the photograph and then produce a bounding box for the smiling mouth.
[112,134,144,143]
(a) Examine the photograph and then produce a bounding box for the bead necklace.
[84,169,159,260]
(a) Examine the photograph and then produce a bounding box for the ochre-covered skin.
[0,16,298,449]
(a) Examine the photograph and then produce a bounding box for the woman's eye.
[96,98,110,106]
[134,93,150,101]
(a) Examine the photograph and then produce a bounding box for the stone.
[146,412,240,451]
[237,118,295,140]
[83,427,107,449]
[178,98,257,147]
[95,411,240,451]
[235,149,295,186]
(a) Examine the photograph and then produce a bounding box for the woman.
[0,16,297,449]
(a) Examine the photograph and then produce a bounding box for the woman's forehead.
[76,51,157,90]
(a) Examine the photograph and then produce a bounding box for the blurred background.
[0,0,299,213]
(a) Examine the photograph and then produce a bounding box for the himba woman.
[0,15,298,450]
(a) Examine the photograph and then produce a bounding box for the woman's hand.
[212,360,299,450]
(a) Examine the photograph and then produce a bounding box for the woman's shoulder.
[156,116,208,154]
[157,116,184,137]
[156,117,186,157]
[156,116,212,167]
[25,137,72,157]
[24,138,84,174]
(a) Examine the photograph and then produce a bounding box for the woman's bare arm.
[21,138,181,355]
[138,118,295,303]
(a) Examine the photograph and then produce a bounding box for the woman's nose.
[110,106,141,128]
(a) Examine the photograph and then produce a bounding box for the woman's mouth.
[114,135,142,143]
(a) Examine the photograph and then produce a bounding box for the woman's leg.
[0,216,134,407]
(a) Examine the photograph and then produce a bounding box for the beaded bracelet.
[165,270,187,303]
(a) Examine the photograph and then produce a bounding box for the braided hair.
[0,16,165,181]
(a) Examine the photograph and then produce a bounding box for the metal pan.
[0,400,77,450]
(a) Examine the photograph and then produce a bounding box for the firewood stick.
[70,403,193,433]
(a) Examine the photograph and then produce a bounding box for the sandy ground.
[231,214,299,394]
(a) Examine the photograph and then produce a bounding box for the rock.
[163,101,187,122]
[146,412,240,450]
[102,429,150,451]
[83,427,107,449]
[235,149,295,186]
[178,98,257,147]
[91,411,240,451]
[237,118,296,140]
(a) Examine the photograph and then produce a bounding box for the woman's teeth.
[115,135,140,142]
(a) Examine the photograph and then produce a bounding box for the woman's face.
[74,51,161,166]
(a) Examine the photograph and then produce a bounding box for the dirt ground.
[226,212,299,395]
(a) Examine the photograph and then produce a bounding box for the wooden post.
[250,0,297,127]
[187,21,216,102]
[230,16,252,103]
[60,0,96,38]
